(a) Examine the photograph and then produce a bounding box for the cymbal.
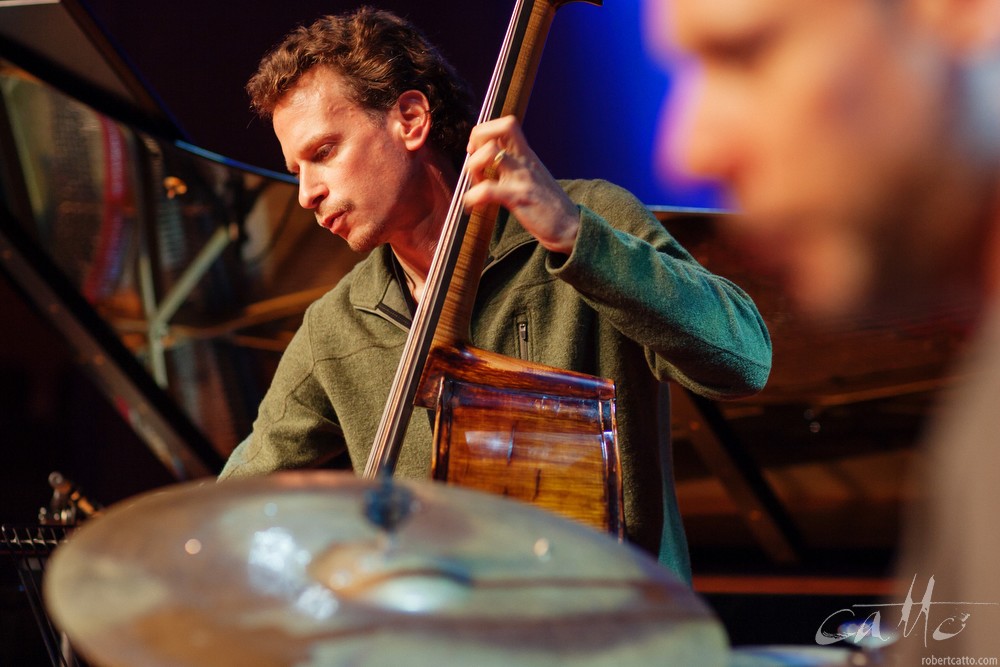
[44,471,729,666]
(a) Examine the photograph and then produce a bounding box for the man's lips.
[318,211,344,234]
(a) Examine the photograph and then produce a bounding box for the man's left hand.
[465,116,580,255]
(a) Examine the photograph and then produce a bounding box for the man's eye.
[705,26,778,70]
[314,144,336,162]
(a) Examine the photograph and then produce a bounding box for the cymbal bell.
[44,471,729,666]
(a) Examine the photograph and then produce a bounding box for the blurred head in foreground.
[646,0,1000,322]
[644,2,1000,662]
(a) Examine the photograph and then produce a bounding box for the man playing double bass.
[219,6,771,582]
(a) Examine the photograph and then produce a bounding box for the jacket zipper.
[517,321,528,360]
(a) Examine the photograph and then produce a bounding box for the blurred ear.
[394,90,432,151]
[911,0,1000,53]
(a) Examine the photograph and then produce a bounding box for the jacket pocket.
[516,318,529,360]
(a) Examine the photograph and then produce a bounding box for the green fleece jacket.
[220,179,772,581]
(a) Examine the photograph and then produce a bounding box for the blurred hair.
[247,6,476,168]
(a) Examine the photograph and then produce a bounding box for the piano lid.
[0,0,183,139]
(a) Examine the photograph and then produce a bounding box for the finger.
[482,148,509,181]
[463,179,504,211]
[466,116,527,165]
[466,139,506,181]
[467,115,518,152]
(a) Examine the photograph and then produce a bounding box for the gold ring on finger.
[484,148,507,180]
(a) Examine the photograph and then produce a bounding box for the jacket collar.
[348,213,538,325]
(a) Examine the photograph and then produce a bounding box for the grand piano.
[0,0,970,663]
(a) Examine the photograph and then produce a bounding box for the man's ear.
[911,0,1000,54]
[394,90,432,151]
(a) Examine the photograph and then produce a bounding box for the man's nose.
[297,166,326,210]
[667,78,743,185]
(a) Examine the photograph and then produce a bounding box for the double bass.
[362,0,623,538]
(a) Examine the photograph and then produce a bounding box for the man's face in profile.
[646,0,984,320]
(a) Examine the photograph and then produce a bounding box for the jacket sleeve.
[218,310,347,479]
[547,179,772,399]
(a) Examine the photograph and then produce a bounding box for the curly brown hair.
[247,6,476,169]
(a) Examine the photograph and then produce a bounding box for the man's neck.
[388,156,458,304]
[392,250,430,303]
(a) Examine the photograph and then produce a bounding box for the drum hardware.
[38,471,103,526]
[2,470,103,667]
